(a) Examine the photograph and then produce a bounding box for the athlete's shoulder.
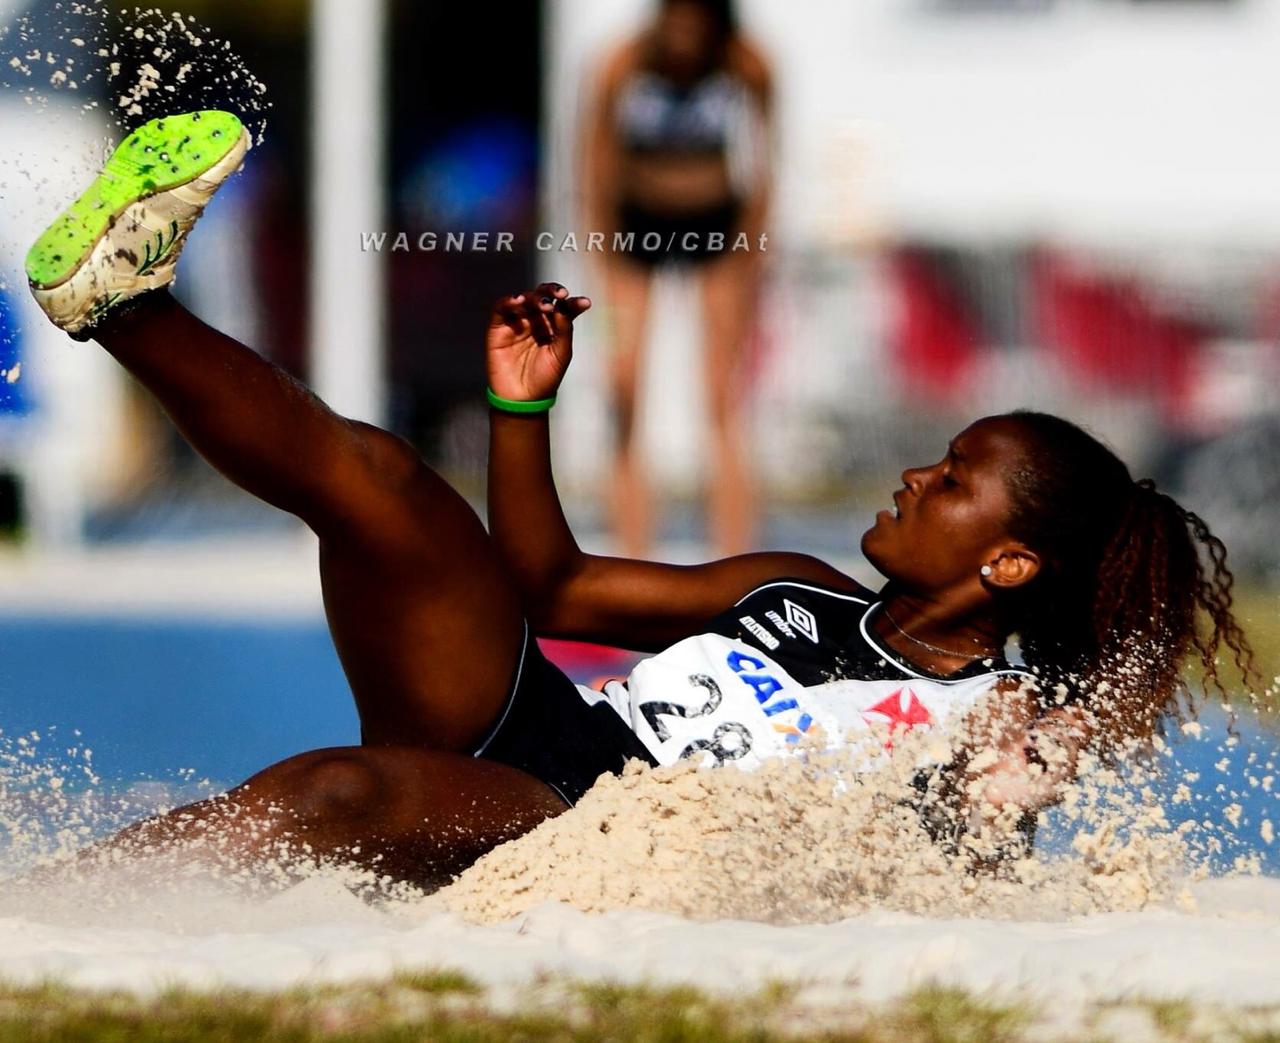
[725,36,772,97]
[721,575,877,657]
[733,574,877,609]
[596,36,646,94]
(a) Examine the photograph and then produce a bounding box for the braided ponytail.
[1001,412,1259,751]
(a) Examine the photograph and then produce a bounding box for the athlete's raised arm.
[485,283,864,652]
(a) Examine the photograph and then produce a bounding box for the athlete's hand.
[969,706,1088,815]
[487,282,592,403]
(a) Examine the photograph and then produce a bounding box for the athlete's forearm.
[487,411,585,619]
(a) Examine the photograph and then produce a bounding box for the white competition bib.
[581,632,1012,772]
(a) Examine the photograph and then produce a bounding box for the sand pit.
[436,752,1188,926]
[1,870,1279,1013]
[2,727,1277,1020]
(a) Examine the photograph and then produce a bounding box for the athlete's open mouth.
[875,494,902,527]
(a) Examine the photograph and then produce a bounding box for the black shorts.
[616,198,743,268]
[472,623,657,806]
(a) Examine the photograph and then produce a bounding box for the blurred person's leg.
[91,291,526,756]
[700,254,758,556]
[603,260,655,557]
[101,746,567,889]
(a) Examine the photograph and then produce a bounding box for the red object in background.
[1255,270,1280,345]
[1032,254,1204,425]
[539,638,642,689]
[889,247,982,403]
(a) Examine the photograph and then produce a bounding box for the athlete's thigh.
[314,446,527,752]
[699,255,758,371]
[602,260,654,393]
[117,746,568,891]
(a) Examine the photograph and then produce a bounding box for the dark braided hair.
[998,411,1258,751]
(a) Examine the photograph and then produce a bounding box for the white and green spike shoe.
[25,110,250,337]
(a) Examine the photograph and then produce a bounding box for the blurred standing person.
[583,0,773,557]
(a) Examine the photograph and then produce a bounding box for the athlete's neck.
[873,590,1005,675]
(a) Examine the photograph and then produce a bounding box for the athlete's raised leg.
[91,293,525,752]
[26,111,524,753]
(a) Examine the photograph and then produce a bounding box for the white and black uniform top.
[477,578,1038,808]
[577,579,1035,773]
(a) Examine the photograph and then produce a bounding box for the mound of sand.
[438,743,1190,925]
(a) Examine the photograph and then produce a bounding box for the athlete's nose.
[901,466,926,495]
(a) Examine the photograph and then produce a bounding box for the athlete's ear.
[982,545,1040,590]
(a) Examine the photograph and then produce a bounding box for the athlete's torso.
[614,67,749,158]
[579,579,1035,772]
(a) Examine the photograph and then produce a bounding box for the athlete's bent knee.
[348,423,426,493]
[311,423,436,533]
[280,752,386,826]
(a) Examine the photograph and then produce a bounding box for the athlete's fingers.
[520,290,557,345]
[523,285,563,313]
[491,292,527,330]
[557,295,592,320]
[533,281,569,303]
[545,294,588,338]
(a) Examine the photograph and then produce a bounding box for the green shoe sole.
[25,110,245,290]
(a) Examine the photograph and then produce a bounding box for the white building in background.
[309,0,387,428]
[544,0,1280,496]
[758,0,1280,252]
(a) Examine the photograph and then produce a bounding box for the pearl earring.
[980,565,994,577]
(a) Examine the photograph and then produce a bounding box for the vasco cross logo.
[783,599,819,643]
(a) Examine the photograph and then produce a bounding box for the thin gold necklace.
[880,605,998,662]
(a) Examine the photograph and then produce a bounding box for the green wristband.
[486,387,557,414]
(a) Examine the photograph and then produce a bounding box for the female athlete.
[24,112,1254,888]
[584,0,773,556]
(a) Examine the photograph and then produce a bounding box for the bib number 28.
[639,673,752,766]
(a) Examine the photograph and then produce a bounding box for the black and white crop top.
[576,579,1036,773]
[614,68,752,157]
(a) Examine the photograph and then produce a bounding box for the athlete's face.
[655,3,718,71]
[860,416,1037,594]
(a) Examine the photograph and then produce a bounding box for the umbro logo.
[783,599,819,643]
